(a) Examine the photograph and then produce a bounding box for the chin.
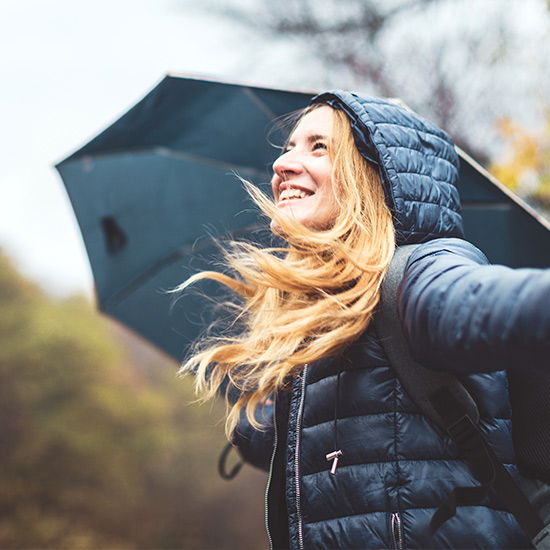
[269,219,284,236]
[270,205,337,235]
[269,218,332,238]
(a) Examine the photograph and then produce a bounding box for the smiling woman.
[271,105,337,232]
[175,91,550,549]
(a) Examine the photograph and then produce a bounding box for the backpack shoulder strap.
[375,244,479,429]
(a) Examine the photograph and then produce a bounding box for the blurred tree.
[182,0,550,165]
[0,250,266,549]
[490,112,550,216]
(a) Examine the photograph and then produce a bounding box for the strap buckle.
[445,413,480,451]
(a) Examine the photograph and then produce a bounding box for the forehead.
[289,105,334,141]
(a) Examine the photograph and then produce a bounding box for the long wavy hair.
[174,104,396,436]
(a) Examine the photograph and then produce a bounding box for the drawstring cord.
[334,370,341,451]
[326,370,343,474]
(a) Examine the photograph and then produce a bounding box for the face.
[270,105,338,233]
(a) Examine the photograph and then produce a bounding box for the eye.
[312,141,327,151]
[283,143,295,154]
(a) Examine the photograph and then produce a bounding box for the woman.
[178,91,550,549]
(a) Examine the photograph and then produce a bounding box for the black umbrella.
[55,74,550,362]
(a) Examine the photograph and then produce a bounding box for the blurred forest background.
[0,251,267,549]
[3,0,550,548]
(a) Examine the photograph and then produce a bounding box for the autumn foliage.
[491,112,550,214]
[0,250,267,549]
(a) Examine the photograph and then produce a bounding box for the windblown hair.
[174,104,396,436]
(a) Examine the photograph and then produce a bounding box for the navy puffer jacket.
[233,92,550,549]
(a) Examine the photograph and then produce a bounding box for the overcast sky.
[0,0,290,298]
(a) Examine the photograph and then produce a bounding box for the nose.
[272,150,303,181]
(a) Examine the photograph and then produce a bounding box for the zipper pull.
[325,449,343,474]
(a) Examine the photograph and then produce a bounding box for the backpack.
[375,244,550,550]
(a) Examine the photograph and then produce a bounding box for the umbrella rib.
[68,147,270,181]
[102,224,268,309]
[243,88,289,134]
[243,87,277,119]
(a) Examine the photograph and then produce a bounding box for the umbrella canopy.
[56,74,550,362]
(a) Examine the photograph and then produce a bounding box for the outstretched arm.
[399,238,550,374]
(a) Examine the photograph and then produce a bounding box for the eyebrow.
[287,134,329,147]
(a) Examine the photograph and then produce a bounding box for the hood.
[311,91,464,244]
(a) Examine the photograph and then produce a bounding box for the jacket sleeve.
[211,373,274,472]
[398,237,550,374]
[231,401,275,473]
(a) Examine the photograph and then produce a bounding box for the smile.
[278,187,314,202]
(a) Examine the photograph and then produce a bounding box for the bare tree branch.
[181,0,550,164]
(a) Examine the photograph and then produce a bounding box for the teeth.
[279,188,309,201]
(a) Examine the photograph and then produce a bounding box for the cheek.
[317,163,334,193]
[270,178,279,198]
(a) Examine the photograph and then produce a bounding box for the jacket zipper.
[265,399,278,550]
[295,365,308,550]
[391,512,404,550]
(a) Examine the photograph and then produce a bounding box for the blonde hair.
[174,105,396,436]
